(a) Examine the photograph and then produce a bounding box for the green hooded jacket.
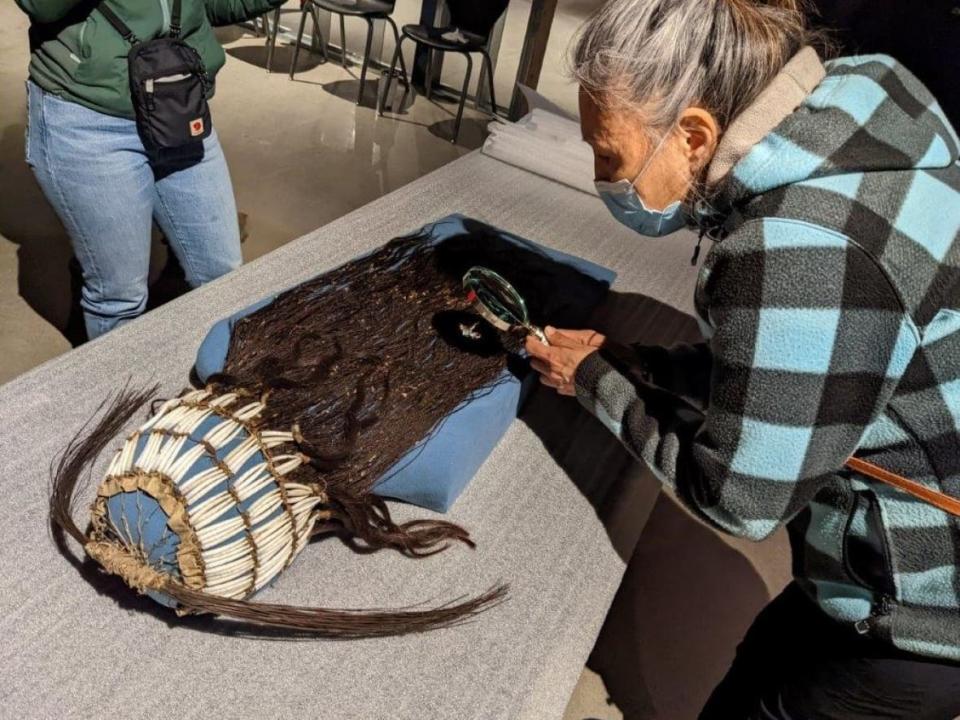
[16,0,284,118]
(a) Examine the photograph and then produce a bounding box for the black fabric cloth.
[808,0,959,127]
[699,583,960,719]
[445,0,509,40]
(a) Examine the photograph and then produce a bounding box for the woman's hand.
[525,327,606,397]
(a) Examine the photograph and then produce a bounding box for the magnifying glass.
[462,266,549,345]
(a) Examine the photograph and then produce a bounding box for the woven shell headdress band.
[51,385,505,638]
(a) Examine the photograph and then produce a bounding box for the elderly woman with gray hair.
[525,0,960,717]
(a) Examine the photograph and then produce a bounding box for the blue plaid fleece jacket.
[575,56,960,661]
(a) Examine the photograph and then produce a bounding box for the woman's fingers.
[584,330,606,348]
[530,358,567,384]
[525,335,553,360]
[539,374,561,388]
[529,358,551,376]
[544,327,581,349]
[539,369,576,396]
[530,358,574,386]
[539,370,576,396]
[544,326,606,348]
[528,329,600,397]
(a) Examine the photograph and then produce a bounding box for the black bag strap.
[97,0,184,45]
[97,2,139,45]
[169,0,183,38]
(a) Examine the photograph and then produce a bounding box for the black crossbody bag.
[97,0,213,153]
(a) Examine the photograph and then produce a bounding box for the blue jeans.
[25,81,242,339]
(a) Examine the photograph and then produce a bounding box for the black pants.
[700,583,960,720]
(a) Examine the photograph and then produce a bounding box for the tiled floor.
[0,3,793,718]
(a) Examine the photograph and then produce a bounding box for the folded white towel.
[482,109,597,196]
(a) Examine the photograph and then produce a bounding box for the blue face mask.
[594,134,688,237]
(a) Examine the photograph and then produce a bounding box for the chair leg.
[480,50,497,116]
[394,40,410,91]
[357,18,374,105]
[265,7,282,73]
[425,48,434,100]
[339,14,348,67]
[313,5,329,62]
[379,35,402,115]
[453,53,473,144]
[383,16,410,89]
[289,3,310,79]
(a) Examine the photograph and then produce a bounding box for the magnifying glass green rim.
[462,266,531,327]
[462,266,550,345]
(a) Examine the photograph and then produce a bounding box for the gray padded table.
[0,151,702,720]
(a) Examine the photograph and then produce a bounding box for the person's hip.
[26,80,144,167]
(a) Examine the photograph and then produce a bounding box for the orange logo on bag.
[190,118,204,137]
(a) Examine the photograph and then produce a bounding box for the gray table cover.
[0,152,702,720]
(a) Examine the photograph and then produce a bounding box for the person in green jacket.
[16,0,284,339]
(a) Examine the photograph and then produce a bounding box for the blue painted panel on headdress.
[106,492,180,606]
[105,413,282,605]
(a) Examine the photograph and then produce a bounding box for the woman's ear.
[677,107,720,173]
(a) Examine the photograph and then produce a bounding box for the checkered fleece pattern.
[575,56,960,660]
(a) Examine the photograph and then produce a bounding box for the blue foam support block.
[193,215,615,512]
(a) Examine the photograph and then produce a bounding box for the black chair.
[379,0,510,143]
[288,0,409,106]
[239,7,284,71]
[264,6,285,73]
